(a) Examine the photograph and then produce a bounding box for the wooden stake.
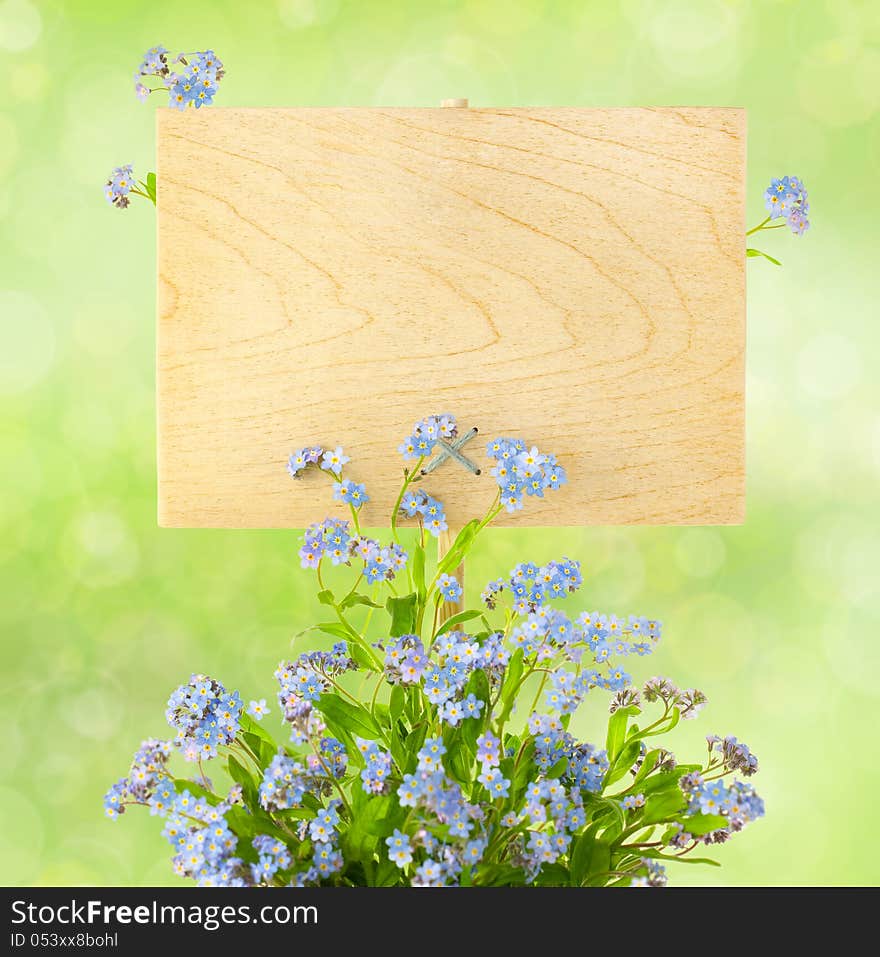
[434,95,470,628]
[437,526,464,627]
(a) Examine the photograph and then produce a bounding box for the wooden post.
[435,97,469,627]
[437,526,464,627]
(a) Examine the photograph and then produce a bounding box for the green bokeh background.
[2,0,878,887]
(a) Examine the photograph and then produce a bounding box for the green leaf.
[461,668,491,755]
[239,713,277,748]
[642,788,687,824]
[443,726,472,783]
[389,685,406,725]
[146,171,157,200]
[343,791,392,862]
[682,812,728,837]
[347,641,381,672]
[582,792,626,840]
[227,755,259,808]
[533,862,570,886]
[509,741,536,803]
[386,592,419,637]
[374,858,401,886]
[404,721,428,770]
[310,621,351,640]
[606,705,639,762]
[317,589,335,606]
[317,692,382,740]
[604,739,642,787]
[389,721,408,772]
[582,843,612,886]
[475,864,527,887]
[498,649,524,724]
[630,749,661,789]
[435,609,482,637]
[340,592,383,610]
[640,763,701,795]
[569,824,606,886]
[436,520,479,577]
[746,246,782,265]
[545,755,569,779]
[412,545,426,601]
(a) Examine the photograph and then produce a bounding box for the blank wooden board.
[157,106,745,528]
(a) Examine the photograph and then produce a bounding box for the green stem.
[746,215,770,236]
[390,458,425,544]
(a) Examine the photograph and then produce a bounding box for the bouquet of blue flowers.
[106,414,763,887]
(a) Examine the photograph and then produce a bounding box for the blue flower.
[397,774,422,808]
[334,479,369,510]
[312,841,343,878]
[413,858,445,887]
[462,837,487,865]
[399,414,457,460]
[437,574,462,603]
[385,829,413,867]
[169,77,197,109]
[417,737,446,772]
[247,699,270,720]
[476,731,501,767]
[400,490,425,516]
[763,175,810,235]
[477,766,510,799]
[104,165,137,209]
[321,446,350,476]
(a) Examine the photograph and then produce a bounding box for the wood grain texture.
[157,107,745,528]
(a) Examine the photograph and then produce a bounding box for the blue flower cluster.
[398,489,449,537]
[679,772,765,842]
[357,739,393,793]
[486,438,567,512]
[275,645,356,743]
[528,713,609,789]
[299,518,408,580]
[106,738,299,886]
[134,46,225,110]
[509,763,593,876]
[763,175,810,235]
[489,587,659,712]
[162,787,244,886]
[707,734,759,776]
[251,834,292,884]
[418,631,497,727]
[383,634,428,684]
[103,738,172,820]
[103,165,136,210]
[507,557,582,612]
[394,740,489,883]
[260,752,310,811]
[165,675,243,762]
[399,414,457,460]
[631,858,667,888]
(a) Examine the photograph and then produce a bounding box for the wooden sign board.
[157,106,745,528]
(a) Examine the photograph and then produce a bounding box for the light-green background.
[1,0,878,887]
